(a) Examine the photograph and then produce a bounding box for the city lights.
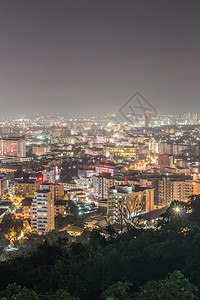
[0,1,199,298]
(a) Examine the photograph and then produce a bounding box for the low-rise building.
[15,181,40,197]
[32,145,50,156]
[15,198,32,219]
[54,200,67,216]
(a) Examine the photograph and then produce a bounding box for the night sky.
[0,0,200,118]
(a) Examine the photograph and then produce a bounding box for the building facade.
[103,146,137,162]
[31,183,64,234]
[158,177,195,205]
[0,137,26,157]
[15,181,40,197]
[108,185,154,225]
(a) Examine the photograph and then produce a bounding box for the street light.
[175,207,180,213]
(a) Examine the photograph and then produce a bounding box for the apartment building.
[93,174,128,199]
[158,177,196,205]
[108,185,154,225]
[15,198,32,219]
[15,181,40,197]
[103,146,137,162]
[0,137,26,157]
[31,183,64,234]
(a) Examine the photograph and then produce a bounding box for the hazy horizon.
[0,1,200,117]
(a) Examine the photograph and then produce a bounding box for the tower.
[145,111,151,128]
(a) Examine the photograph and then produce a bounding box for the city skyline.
[1,2,200,299]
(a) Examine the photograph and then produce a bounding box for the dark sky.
[0,0,200,118]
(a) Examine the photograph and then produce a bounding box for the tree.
[102,281,132,300]
[0,214,24,240]
[75,229,91,244]
[135,270,198,300]
[89,229,107,248]
[45,230,71,247]
[158,200,188,230]
[21,230,70,251]
[10,203,16,212]
[20,232,44,250]
[55,214,76,230]
[47,289,79,300]
[106,224,117,240]
[68,200,79,217]
[186,195,200,225]
[0,284,78,300]
[0,283,38,300]
[4,227,17,245]
[0,237,9,250]
[2,196,200,300]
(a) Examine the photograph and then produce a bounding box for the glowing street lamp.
[175,207,180,213]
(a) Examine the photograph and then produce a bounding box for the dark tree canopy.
[0,197,200,299]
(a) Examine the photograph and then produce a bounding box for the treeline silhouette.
[0,196,200,299]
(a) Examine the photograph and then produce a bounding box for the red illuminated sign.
[38,176,43,183]
[100,166,109,173]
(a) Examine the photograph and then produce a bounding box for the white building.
[31,183,64,234]
[95,164,120,176]
[42,167,60,184]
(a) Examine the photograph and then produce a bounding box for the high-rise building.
[31,184,64,234]
[145,111,151,127]
[0,137,26,157]
[93,175,115,199]
[158,142,172,155]
[158,177,194,205]
[93,174,128,199]
[189,112,198,125]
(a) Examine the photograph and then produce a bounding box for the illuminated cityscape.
[1,113,200,235]
[0,1,200,299]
